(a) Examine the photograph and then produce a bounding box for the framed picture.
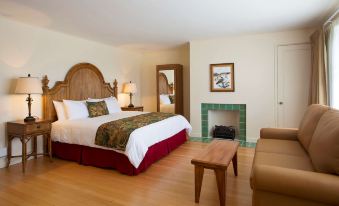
[210,63,235,92]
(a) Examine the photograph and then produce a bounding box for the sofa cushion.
[253,152,314,172]
[260,128,298,141]
[256,139,308,157]
[309,109,339,175]
[298,104,329,152]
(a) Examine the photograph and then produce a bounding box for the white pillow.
[53,101,67,121]
[88,97,121,114]
[63,100,89,120]
[160,94,171,105]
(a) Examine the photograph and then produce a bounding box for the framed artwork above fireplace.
[210,63,235,92]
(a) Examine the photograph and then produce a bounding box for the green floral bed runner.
[95,112,177,151]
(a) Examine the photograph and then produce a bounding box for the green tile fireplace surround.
[197,103,254,147]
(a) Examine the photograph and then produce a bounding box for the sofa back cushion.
[298,104,329,151]
[309,109,339,175]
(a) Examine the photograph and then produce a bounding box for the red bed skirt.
[52,129,187,175]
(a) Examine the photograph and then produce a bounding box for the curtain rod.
[324,8,339,26]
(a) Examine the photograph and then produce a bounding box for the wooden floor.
[0,141,254,206]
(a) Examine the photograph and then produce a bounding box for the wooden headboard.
[42,63,118,121]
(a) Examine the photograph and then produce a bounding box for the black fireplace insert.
[213,125,236,140]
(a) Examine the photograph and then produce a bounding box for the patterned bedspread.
[95,112,177,151]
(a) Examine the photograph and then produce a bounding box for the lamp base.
[24,116,36,122]
[128,104,134,108]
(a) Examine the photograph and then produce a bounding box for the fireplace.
[208,109,240,137]
[201,103,246,142]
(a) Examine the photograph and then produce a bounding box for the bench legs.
[232,151,238,176]
[194,165,227,206]
[193,153,237,206]
[215,169,226,206]
[194,165,204,203]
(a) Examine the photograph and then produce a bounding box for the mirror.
[156,64,183,115]
[159,70,175,113]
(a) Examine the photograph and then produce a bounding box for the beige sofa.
[250,104,339,206]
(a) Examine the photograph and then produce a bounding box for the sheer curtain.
[326,17,339,109]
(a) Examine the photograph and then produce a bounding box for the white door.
[277,44,311,128]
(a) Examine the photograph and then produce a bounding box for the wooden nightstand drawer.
[25,122,51,134]
[7,120,51,135]
[121,106,144,111]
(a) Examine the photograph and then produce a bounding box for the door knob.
[279,102,284,105]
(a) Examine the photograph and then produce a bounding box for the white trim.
[189,132,202,138]
[0,159,5,169]
[274,44,278,127]
[324,8,339,27]
[0,156,36,169]
[0,147,7,158]
[246,137,258,143]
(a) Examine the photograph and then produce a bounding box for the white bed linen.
[51,111,192,168]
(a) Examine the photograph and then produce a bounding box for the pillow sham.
[86,101,109,118]
[63,100,89,120]
[53,100,67,121]
[88,96,121,113]
[160,94,171,105]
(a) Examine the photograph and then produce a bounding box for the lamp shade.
[15,75,43,94]
[123,82,137,94]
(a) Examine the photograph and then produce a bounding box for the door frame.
[274,42,311,127]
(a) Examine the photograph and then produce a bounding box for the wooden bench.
[191,140,239,206]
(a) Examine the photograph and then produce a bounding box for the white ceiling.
[0,0,338,50]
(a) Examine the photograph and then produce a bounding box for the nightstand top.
[8,119,51,125]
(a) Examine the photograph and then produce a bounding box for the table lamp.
[123,81,137,108]
[15,74,43,122]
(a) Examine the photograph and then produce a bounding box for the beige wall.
[0,17,142,167]
[189,29,313,141]
[140,44,190,120]
[0,16,315,168]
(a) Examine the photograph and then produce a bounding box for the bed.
[42,63,192,175]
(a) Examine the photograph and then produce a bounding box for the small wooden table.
[191,140,239,206]
[7,119,52,173]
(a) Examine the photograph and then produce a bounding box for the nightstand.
[121,106,144,112]
[6,119,52,173]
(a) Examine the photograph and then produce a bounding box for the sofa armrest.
[260,128,298,140]
[252,165,339,205]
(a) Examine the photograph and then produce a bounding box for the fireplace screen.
[213,125,236,140]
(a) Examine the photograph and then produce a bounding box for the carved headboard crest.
[42,63,118,121]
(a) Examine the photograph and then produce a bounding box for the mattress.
[51,111,192,168]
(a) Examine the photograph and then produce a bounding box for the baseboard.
[190,134,258,143]
[0,146,36,169]
[189,132,202,138]
[246,137,258,143]
[0,147,7,158]
[0,158,5,168]
[0,156,36,169]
